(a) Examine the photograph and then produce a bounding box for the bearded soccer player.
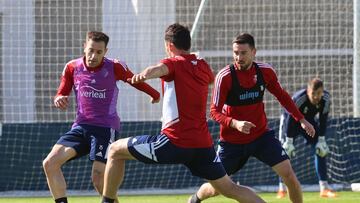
[42,31,160,203]
[277,78,336,198]
[100,23,265,203]
[188,33,315,203]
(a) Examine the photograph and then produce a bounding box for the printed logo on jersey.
[238,84,264,101]
[79,86,106,99]
[239,90,260,100]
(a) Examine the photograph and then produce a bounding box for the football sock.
[279,182,286,191]
[101,196,115,203]
[189,193,201,203]
[319,180,329,191]
[55,197,68,203]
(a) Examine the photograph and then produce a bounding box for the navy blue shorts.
[217,130,289,175]
[127,134,226,180]
[56,124,119,163]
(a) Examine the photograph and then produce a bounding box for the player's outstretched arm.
[299,118,315,137]
[123,67,163,103]
[130,63,169,84]
[127,63,169,103]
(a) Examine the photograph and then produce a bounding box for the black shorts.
[217,130,289,175]
[127,134,226,180]
[56,124,119,163]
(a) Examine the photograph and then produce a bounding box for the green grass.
[0,192,359,203]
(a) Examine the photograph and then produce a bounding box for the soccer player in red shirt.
[188,33,315,203]
[101,24,266,203]
[42,31,160,203]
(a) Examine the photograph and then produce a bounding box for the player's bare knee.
[42,155,60,173]
[108,139,128,160]
[281,168,296,182]
[203,186,219,197]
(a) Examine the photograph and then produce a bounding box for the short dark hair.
[232,33,255,48]
[86,31,110,47]
[164,23,191,51]
[308,77,324,90]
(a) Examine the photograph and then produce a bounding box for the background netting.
[0,0,358,194]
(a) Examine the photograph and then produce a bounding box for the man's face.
[83,39,107,68]
[232,43,256,70]
[307,87,324,105]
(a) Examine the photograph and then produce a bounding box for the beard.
[236,61,251,71]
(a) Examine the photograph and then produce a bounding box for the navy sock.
[102,196,115,203]
[55,197,67,203]
[190,194,201,203]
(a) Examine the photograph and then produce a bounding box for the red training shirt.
[211,62,304,144]
[160,54,215,148]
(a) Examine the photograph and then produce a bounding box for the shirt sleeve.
[159,58,175,82]
[263,67,304,121]
[114,61,160,100]
[319,92,331,136]
[210,68,233,127]
[55,63,74,97]
[114,60,132,82]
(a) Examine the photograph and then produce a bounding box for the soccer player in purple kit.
[42,31,160,203]
[100,23,266,203]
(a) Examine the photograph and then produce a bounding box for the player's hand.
[129,73,147,84]
[282,137,296,158]
[299,118,315,137]
[230,119,256,134]
[150,97,160,104]
[315,136,329,157]
[54,95,69,110]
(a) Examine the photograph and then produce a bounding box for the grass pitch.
[0,191,359,203]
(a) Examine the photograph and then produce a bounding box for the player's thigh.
[254,131,289,167]
[217,141,249,175]
[44,144,77,166]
